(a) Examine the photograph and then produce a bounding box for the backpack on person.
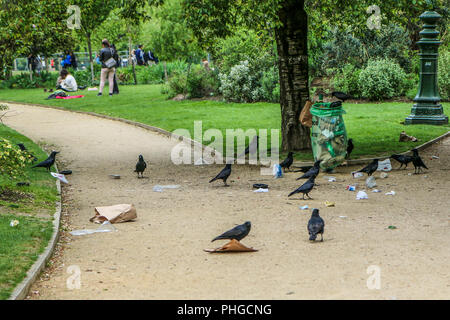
[104,47,117,69]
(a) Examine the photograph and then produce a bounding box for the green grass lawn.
[0,124,58,300]
[0,84,449,160]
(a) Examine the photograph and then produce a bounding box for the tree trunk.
[275,0,311,151]
[163,61,168,83]
[128,33,137,85]
[86,32,94,83]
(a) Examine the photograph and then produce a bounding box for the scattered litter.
[377,159,392,172]
[399,131,418,142]
[90,204,137,224]
[253,183,269,189]
[273,164,283,178]
[50,172,69,184]
[356,190,368,200]
[10,220,19,227]
[323,176,336,182]
[70,221,117,236]
[388,225,397,230]
[299,205,309,210]
[372,189,381,193]
[59,170,72,175]
[346,185,356,191]
[9,204,19,208]
[385,191,396,196]
[254,188,269,193]
[431,155,439,159]
[87,87,98,91]
[16,182,30,187]
[325,201,335,207]
[153,185,181,192]
[339,216,347,218]
[380,172,388,179]
[109,174,121,179]
[408,173,412,176]
[352,172,364,178]
[366,176,377,189]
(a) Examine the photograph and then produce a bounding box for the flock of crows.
[17,88,430,245]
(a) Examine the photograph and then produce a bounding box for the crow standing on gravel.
[135,155,147,178]
[412,149,428,174]
[346,138,354,159]
[390,154,414,169]
[209,163,232,186]
[280,152,294,172]
[356,159,379,176]
[296,160,321,180]
[308,209,325,242]
[212,221,251,242]
[288,176,316,199]
[32,151,59,171]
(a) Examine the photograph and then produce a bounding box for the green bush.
[358,58,408,100]
[0,137,32,180]
[219,60,265,103]
[438,48,450,101]
[167,64,219,99]
[260,66,280,103]
[333,64,362,97]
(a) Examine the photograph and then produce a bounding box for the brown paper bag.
[90,204,137,224]
[204,239,258,253]
[299,100,313,128]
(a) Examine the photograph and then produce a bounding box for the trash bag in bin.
[310,102,348,170]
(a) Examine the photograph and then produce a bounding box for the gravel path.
[3,103,449,300]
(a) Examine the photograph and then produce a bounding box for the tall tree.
[72,0,118,81]
[183,0,445,151]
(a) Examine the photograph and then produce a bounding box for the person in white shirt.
[56,69,78,92]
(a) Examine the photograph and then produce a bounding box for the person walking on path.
[98,39,116,97]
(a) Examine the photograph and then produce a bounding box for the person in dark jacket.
[135,45,144,66]
[98,39,116,96]
[111,44,120,95]
[70,51,78,70]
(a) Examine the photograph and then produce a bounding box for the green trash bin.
[310,102,348,170]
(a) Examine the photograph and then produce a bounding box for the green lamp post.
[405,11,448,125]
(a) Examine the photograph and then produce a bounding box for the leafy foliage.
[0,138,33,180]
[438,48,450,101]
[358,58,408,100]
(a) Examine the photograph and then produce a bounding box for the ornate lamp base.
[405,103,449,125]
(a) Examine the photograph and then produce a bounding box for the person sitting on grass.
[56,69,79,92]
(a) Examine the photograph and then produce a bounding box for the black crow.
[356,159,379,176]
[346,138,354,159]
[308,209,325,242]
[412,149,428,174]
[209,163,232,186]
[135,155,147,178]
[238,136,259,158]
[288,176,315,199]
[280,152,294,172]
[390,154,413,169]
[332,91,353,102]
[296,160,321,180]
[32,151,59,171]
[212,221,251,242]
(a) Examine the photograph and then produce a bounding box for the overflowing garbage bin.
[310,102,348,170]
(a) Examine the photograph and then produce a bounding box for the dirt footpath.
[3,103,449,300]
